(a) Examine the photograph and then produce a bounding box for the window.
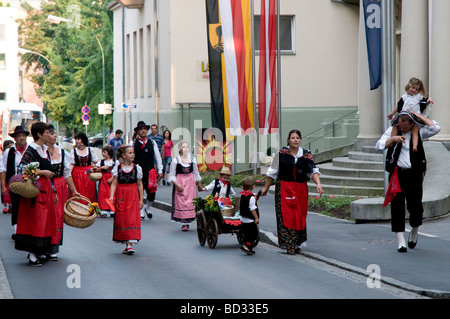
[0,24,5,41]
[0,53,5,70]
[0,92,6,101]
[254,15,295,54]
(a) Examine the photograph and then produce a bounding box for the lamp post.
[47,14,107,145]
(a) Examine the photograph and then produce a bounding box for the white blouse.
[168,155,202,183]
[69,147,99,165]
[49,145,72,179]
[266,146,320,180]
[111,163,143,180]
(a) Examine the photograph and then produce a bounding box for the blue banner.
[363,0,382,90]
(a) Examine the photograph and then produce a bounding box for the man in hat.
[201,166,236,198]
[0,126,30,237]
[375,111,440,253]
[132,121,163,219]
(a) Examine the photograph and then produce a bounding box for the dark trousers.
[241,222,258,249]
[390,167,424,232]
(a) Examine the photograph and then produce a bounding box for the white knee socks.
[396,232,406,249]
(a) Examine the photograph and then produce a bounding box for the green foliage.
[18,0,114,134]
[308,194,360,215]
[200,171,269,188]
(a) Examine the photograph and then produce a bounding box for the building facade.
[108,0,450,172]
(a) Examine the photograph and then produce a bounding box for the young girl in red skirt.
[69,133,98,203]
[95,145,117,217]
[110,146,144,255]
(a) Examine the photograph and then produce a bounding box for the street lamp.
[47,14,107,145]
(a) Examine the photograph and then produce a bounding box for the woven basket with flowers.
[9,162,41,198]
[86,168,102,182]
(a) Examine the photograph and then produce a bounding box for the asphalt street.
[1,183,450,300]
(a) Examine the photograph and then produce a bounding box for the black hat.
[9,126,30,138]
[134,121,150,132]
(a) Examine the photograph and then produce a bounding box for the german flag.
[206,0,254,140]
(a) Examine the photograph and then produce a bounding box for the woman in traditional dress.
[261,129,323,255]
[46,125,80,261]
[69,133,98,203]
[109,145,143,255]
[169,141,202,231]
[14,122,56,266]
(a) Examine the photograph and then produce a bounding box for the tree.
[18,0,114,134]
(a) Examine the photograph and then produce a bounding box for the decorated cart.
[193,194,260,249]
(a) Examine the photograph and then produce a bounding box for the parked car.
[89,132,113,148]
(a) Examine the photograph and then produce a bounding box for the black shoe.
[162,180,166,185]
[145,208,153,219]
[398,246,407,253]
[27,254,43,267]
[408,233,417,249]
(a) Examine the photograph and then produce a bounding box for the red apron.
[279,180,308,231]
[16,177,57,239]
[70,165,96,203]
[113,183,141,242]
[52,176,67,245]
[98,172,113,210]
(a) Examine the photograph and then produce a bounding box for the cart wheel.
[207,218,218,249]
[237,230,244,245]
[197,212,207,246]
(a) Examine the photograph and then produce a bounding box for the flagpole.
[381,0,395,192]
[276,0,282,150]
[251,0,258,174]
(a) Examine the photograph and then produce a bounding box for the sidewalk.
[153,183,450,298]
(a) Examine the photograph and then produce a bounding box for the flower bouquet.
[86,168,102,182]
[9,162,41,198]
[89,202,102,216]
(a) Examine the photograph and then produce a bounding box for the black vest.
[211,179,231,197]
[74,148,92,166]
[239,193,259,220]
[277,148,315,183]
[117,164,138,184]
[176,160,193,175]
[385,130,426,173]
[134,139,155,171]
[49,148,65,178]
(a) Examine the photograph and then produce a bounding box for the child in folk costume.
[200,166,236,198]
[95,145,118,217]
[109,146,144,255]
[169,141,202,231]
[239,177,260,255]
[69,133,98,203]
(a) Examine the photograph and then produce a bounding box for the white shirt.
[69,147,99,165]
[375,120,441,168]
[0,143,28,174]
[240,195,258,224]
[401,93,423,114]
[204,178,236,197]
[49,144,72,179]
[168,155,202,183]
[266,146,320,180]
[111,163,143,180]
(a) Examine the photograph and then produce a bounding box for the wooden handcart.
[194,196,259,249]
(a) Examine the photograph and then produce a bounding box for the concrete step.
[318,174,383,188]
[307,183,384,197]
[348,151,383,162]
[362,145,383,154]
[317,162,384,179]
[332,157,384,170]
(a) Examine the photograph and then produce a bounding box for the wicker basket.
[88,173,102,182]
[9,178,40,198]
[220,206,235,217]
[64,196,96,228]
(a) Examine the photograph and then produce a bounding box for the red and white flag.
[258,0,278,135]
[219,0,254,137]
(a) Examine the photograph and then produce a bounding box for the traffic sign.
[82,106,90,114]
[121,103,137,109]
[82,114,90,121]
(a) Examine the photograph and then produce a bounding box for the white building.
[108,0,450,171]
[0,6,19,109]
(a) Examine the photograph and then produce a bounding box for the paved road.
[0,208,425,300]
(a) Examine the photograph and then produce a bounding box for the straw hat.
[219,166,231,176]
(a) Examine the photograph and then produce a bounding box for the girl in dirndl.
[169,141,202,231]
[95,145,117,217]
[110,145,143,255]
[69,133,98,203]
